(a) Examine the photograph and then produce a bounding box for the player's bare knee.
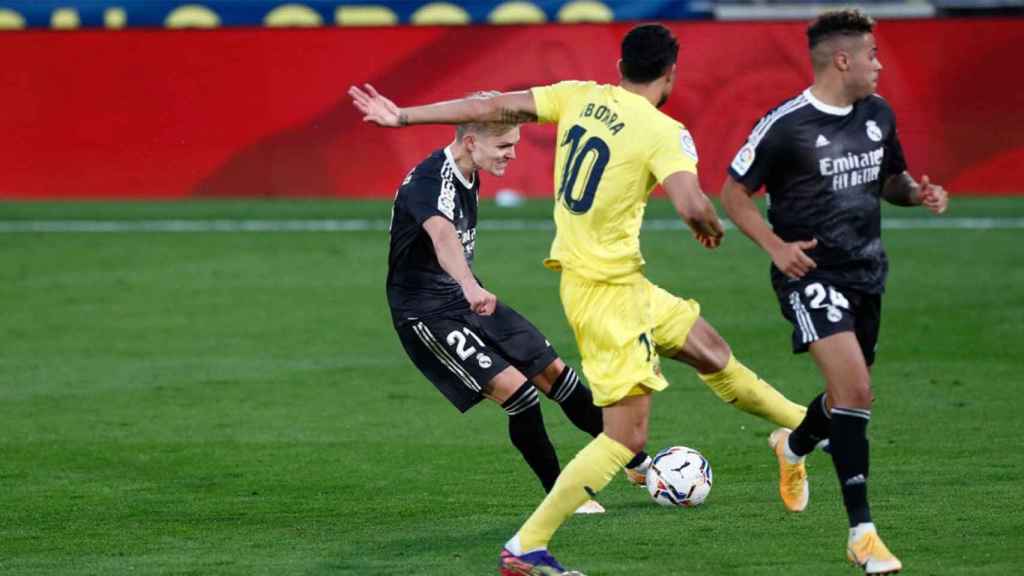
[850,382,873,408]
[484,367,529,404]
[677,319,731,373]
[684,337,730,373]
[531,358,565,396]
[832,378,872,409]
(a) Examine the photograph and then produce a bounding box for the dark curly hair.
[621,24,679,84]
[807,9,876,50]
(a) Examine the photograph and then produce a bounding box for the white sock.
[504,533,546,556]
[504,533,523,555]
[849,522,877,541]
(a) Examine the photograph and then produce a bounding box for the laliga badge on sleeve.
[731,143,756,176]
[679,129,699,161]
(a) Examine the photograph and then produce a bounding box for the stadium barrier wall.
[2,19,1021,199]
[4,0,694,29]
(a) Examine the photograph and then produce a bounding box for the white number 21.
[446,328,486,361]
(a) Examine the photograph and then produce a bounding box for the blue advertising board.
[0,0,711,29]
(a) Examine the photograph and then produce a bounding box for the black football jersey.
[387,147,480,325]
[728,89,908,295]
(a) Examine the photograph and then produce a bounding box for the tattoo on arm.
[882,172,919,206]
[497,107,537,124]
[398,111,409,127]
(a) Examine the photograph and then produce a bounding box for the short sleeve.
[648,123,699,183]
[402,174,454,226]
[530,81,591,124]
[883,125,908,179]
[727,115,780,192]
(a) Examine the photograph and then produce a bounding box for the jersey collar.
[613,85,653,108]
[803,88,853,116]
[443,145,476,188]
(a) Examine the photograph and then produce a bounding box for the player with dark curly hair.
[353,23,810,575]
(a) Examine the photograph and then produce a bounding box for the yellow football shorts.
[559,270,701,406]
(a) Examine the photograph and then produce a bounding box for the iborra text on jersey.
[579,103,626,136]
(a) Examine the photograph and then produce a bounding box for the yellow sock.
[517,433,634,551]
[699,355,806,429]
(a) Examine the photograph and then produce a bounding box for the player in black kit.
[721,10,947,575]
[387,113,649,514]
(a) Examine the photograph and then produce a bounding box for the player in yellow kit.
[351,24,805,575]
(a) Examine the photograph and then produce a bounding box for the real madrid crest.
[865,120,883,142]
[827,305,842,323]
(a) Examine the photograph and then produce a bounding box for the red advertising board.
[1,19,1021,198]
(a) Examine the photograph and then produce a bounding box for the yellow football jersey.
[531,81,698,282]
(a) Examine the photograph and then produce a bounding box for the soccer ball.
[645,446,713,507]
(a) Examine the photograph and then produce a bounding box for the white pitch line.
[0,218,1022,233]
[0,219,388,233]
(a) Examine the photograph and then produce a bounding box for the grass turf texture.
[2,198,1022,575]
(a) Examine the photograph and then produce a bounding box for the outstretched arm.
[422,216,496,316]
[882,171,948,214]
[349,83,537,128]
[720,176,818,280]
[661,171,724,249]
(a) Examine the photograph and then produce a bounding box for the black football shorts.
[394,302,558,412]
[776,279,882,366]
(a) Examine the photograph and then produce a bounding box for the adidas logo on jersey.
[815,134,830,148]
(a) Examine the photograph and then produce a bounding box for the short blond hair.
[456,91,517,140]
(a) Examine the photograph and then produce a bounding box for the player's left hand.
[918,174,948,215]
[462,282,497,316]
[692,217,725,250]
[694,229,723,249]
[348,83,404,127]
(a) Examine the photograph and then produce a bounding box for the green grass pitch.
[1,198,1022,575]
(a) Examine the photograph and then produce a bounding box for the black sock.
[830,407,872,527]
[548,366,649,470]
[504,382,561,493]
[626,450,650,470]
[789,393,831,456]
[548,366,603,438]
